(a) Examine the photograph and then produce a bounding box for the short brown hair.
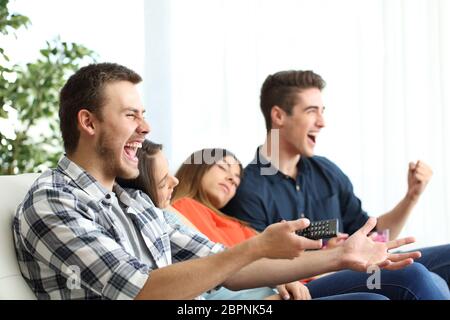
[260,70,326,132]
[59,63,142,154]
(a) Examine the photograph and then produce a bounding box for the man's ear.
[77,109,97,136]
[270,106,285,128]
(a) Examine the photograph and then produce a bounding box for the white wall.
[4,0,145,78]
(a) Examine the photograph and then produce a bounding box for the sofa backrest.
[0,173,40,300]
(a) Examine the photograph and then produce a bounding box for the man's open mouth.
[307,134,316,144]
[124,142,142,162]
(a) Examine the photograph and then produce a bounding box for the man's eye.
[127,114,137,118]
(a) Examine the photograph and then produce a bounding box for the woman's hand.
[276,281,311,300]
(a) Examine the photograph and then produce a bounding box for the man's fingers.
[359,217,377,236]
[277,286,289,300]
[337,233,349,240]
[382,258,414,271]
[291,287,301,300]
[377,260,391,269]
[386,236,416,250]
[388,251,421,262]
[300,237,323,250]
[302,287,312,300]
[290,218,310,232]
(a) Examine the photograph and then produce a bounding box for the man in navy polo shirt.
[223,70,450,288]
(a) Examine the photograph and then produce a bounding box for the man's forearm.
[377,194,418,240]
[224,248,342,290]
[135,238,261,300]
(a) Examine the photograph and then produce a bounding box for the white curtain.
[144,0,450,248]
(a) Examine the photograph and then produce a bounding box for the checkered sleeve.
[161,209,225,263]
[16,186,150,300]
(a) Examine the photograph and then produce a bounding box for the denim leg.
[428,271,450,297]
[314,293,389,300]
[305,262,450,300]
[413,244,450,287]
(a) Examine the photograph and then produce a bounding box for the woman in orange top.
[171,148,257,247]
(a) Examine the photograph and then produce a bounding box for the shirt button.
[296,185,300,192]
[105,194,111,199]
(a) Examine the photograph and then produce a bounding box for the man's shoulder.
[240,164,272,191]
[308,155,337,165]
[24,169,72,198]
[306,155,344,174]
[15,169,78,223]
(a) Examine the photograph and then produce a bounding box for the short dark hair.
[260,70,326,132]
[59,63,142,154]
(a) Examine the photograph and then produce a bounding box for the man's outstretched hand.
[339,218,421,272]
[256,218,323,260]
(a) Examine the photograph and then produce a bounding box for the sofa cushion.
[0,173,40,300]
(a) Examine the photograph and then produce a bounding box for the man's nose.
[138,118,151,135]
[317,112,325,128]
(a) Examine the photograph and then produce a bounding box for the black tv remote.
[296,219,339,240]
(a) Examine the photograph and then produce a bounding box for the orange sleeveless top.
[172,197,256,247]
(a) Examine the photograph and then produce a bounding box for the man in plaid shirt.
[13,63,422,300]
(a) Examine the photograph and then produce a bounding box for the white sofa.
[0,173,40,300]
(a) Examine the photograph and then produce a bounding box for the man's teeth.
[125,142,142,149]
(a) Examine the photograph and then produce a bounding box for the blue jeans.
[315,293,388,300]
[305,262,450,300]
[413,244,450,288]
[203,286,388,300]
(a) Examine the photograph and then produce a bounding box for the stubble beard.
[96,131,139,180]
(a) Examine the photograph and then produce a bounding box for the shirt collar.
[113,183,147,214]
[250,146,309,183]
[57,156,113,203]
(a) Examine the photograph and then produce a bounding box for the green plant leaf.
[0,2,96,174]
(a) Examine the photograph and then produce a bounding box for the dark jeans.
[305,262,450,300]
[413,244,450,287]
[315,293,388,300]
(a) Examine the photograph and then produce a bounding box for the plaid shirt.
[13,156,224,300]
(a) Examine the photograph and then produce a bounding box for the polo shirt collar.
[251,146,309,183]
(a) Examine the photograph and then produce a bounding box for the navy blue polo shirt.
[222,148,371,234]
